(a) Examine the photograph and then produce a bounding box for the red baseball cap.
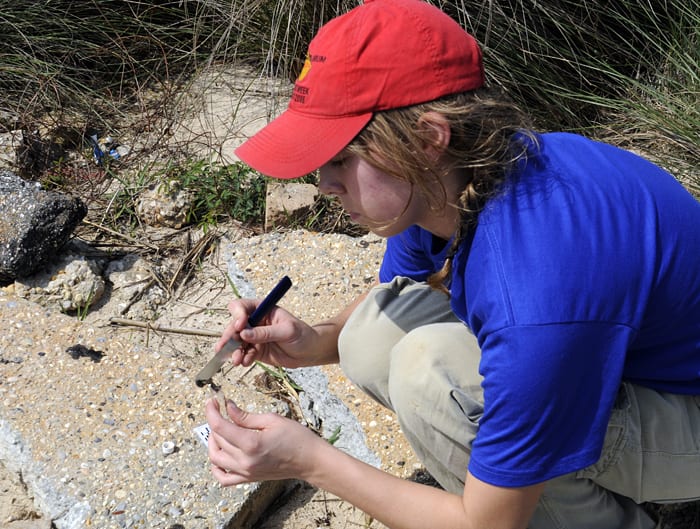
[235,0,485,179]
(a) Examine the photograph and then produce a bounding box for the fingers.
[205,399,269,454]
[205,398,302,485]
[226,298,258,326]
[215,299,258,351]
[225,399,272,430]
[205,399,250,484]
[204,397,235,431]
[238,320,290,345]
[215,299,283,368]
[210,464,248,486]
[215,320,246,352]
[206,398,270,437]
[229,343,258,367]
[206,398,275,486]
[208,434,249,485]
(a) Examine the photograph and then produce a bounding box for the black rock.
[0,169,87,283]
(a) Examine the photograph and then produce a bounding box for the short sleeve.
[379,226,446,282]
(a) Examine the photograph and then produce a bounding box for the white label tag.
[193,423,211,447]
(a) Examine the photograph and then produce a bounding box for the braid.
[426,181,479,294]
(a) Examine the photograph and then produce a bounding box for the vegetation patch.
[1,0,697,236]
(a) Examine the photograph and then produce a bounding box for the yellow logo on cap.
[297,54,312,81]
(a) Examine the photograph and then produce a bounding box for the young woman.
[204,1,700,527]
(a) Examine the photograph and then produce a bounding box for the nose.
[318,166,344,196]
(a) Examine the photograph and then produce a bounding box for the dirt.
[0,225,422,529]
[0,471,45,528]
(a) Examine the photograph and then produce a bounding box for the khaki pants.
[338,277,700,529]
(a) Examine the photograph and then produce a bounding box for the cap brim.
[235,108,373,179]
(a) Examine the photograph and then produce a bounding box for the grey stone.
[0,420,92,529]
[0,170,87,284]
[0,232,383,529]
[135,180,195,229]
[288,367,381,469]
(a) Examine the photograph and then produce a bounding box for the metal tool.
[195,275,292,388]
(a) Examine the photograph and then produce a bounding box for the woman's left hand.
[205,397,322,486]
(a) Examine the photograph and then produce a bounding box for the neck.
[418,203,460,240]
[418,168,467,239]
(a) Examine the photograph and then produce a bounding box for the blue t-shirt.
[379,132,700,487]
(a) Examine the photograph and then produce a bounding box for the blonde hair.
[347,88,538,293]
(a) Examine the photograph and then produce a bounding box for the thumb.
[226,400,268,430]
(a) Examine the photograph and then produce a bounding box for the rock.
[14,254,105,313]
[0,170,87,284]
[135,180,195,229]
[288,367,381,469]
[14,250,171,320]
[0,129,23,168]
[103,254,168,319]
[264,182,318,231]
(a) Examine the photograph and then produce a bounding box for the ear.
[417,111,451,160]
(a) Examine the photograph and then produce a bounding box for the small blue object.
[90,134,104,165]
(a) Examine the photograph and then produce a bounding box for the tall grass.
[449,0,699,191]
[0,1,349,131]
[1,0,697,194]
[1,1,195,127]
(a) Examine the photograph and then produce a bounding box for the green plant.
[447,0,699,185]
[327,425,342,445]
[76,287,97,321]
[164,160,268,229]
[592,1,699,193]
[226,274,242,299]
[255,362,303,392]
[0,1,349,133]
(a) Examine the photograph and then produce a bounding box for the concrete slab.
[0,292,294,529]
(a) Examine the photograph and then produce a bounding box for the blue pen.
[247,275,292,327]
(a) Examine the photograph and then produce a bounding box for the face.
[318,152,423,238]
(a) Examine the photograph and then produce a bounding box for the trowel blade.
[194,338,241,387]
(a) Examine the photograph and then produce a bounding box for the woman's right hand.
[215,298,321,368]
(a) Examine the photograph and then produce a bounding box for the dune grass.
[0,0,697,227]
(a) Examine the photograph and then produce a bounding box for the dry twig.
[109,317,220,337]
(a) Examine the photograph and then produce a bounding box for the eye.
[329,152,351,167]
